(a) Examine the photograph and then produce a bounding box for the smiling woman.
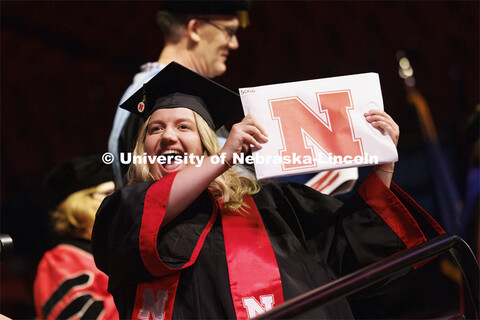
[1,1,477,319]
[122,63,261,215]
[91,62,445,320]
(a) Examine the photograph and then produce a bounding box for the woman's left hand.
[364,109,400,146]
[364,109,399,188]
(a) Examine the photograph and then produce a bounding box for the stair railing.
[255,234,479,320]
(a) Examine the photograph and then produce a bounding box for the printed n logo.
[270,91,363,170]
[242,295,275,319]
[137,289,168,320]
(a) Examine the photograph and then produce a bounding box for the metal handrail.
[256,234,479,319]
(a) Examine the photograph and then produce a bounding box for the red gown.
[34,239,119,320]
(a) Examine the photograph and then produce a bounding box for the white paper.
[239,73,398,180]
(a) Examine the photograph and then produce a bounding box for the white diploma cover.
[239,73,398,180]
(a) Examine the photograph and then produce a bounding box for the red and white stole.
[133,185,284,320]
[220,195,284,319]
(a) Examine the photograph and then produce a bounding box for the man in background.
[109,0,250,188]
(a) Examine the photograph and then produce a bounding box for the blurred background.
[1,1,478,318]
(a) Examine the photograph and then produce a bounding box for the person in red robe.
[34,155,119,320]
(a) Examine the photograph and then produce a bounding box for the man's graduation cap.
[160,0,251,28]
[160,0,250,15]
[119,62,244,131]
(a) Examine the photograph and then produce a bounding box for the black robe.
[92,171,444,319]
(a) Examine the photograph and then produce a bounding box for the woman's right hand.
[164,114,268,226]
[219,114,269,164]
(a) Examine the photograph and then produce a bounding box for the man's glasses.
[201,19,238,41]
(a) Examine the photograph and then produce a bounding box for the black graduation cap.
[45,155,114,206]
[119,62,244,131]
[159,0,251,28]
[160,0,250,15]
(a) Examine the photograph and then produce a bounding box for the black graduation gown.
[92,171,444,319]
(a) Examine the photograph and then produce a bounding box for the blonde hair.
[127,111,260,211]
[51,186,100,239]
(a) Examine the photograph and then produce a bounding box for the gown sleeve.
[91,172,217,292]
[273,171,445,277]
[34,245,119,320]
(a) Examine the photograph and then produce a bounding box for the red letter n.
[269,90,363,171]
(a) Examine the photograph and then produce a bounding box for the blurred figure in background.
[33,155,118,320]
[109,0,250,188]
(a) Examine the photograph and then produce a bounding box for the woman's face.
[144,108,204,179]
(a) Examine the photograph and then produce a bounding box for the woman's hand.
[364,109,400,188]
[364,109,399,146]
[164,114,268,225]
[219,114,269,164]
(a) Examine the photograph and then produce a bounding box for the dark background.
[1,1,478,318]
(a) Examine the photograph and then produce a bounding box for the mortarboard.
[159,0,251,28]
[45,155,114,206]
[119,62,244,131]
